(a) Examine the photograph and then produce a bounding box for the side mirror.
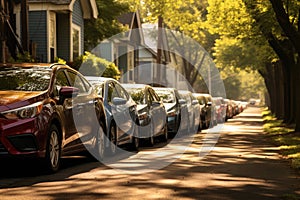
[152,101,161,106]
[192,99,199,105]
[178,99,186,105]
[59,86,79,98]
[112,97,127,106]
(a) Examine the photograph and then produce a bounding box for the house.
[92,11,174,85]
[12,0,98,63]
[92,11,144,83]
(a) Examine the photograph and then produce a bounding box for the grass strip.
[262,108,300,170]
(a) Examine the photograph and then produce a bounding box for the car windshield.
[0,67,51,91]
[155,90,175,103]
[126,88,145,105]
[197,96,206,105]
[92,83,104,98]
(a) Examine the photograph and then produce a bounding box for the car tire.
[161,124,168,142]
[198,119,202,131]
[148,122,155,147]
[44,124,61,173]
[130,136,140,151]
[95,121,106,160]
[131,119,140,151]
[109,123,117,155]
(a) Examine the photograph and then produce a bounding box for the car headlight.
[138,112,148,120]
[1,102,43,119]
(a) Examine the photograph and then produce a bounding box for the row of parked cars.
[0,63,247,173]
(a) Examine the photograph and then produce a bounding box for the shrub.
[72,52,120,80]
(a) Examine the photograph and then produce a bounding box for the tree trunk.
[292,62,300,131]
[262,63,276,114]
[273,62,285,119]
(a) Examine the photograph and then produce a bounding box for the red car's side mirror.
[59,86,79,98]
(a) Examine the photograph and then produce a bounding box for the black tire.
[129,119,140,151]
[44,125,61,173]
[108,123,117,155]
[198,120,202,131]
[148,135,155,146]
[95,121,106,161]
[161,124,168,142]
[131,136,140,151]
[148,122,155,147]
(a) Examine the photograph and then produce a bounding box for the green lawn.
[262,109,300,170]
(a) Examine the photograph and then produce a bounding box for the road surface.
[0,106,299,199]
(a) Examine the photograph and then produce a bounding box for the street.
[0,106,299,200]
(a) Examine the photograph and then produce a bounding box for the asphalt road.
[0,106,299,200]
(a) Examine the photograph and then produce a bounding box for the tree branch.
[269,0,300,55]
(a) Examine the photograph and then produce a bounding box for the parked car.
[193,93,210,129]
[85,76,140,154]
[203,93,215,127]
[0,63,106,172]
[122,84,168,146]
[153,87,189,135]
[224,98,234,120]
[212,97,226,123]
[178,90,201,133]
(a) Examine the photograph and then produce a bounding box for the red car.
[0,63,106,172]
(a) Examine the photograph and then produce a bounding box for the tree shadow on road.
[0,107,299,200]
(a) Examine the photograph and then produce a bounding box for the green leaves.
[84,0,130,50]
[76,52,121,80]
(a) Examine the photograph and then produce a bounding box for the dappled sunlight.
[0,107,299,199]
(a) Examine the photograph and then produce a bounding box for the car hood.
[136,104,148,112]
[0,91,46,111]
[163,103,176,112]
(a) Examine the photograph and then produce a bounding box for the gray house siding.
[72,0,84,54]
[57,13,71,61]
[93,42,113,61]
[28,11,47,62]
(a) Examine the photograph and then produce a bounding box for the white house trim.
[71,23,81,61]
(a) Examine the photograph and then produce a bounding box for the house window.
[128,48,134,81]
[72,24,81,60]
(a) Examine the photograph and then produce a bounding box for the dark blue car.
[85,77,140,155]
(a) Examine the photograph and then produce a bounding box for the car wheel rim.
[164,125,168,140]
[98,127,105,159]
[49,131,59,168]
[134,137,139,149]
[110,126,116,154]
[150,122,154,145]
[150,136,154,145]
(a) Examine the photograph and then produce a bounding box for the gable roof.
[117,11,145,45]
[27,0,98,19]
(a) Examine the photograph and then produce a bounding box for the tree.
[242,0,300,130]
[206,0,300,131]
[120,0,217,88]
[84,0,130,50]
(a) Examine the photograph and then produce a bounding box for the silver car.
[85,76,140,155]
[122,84,168,146]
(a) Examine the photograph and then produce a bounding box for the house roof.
[27,0,98,19]
[28,0,72,4]
[118,12,135,25]
[117,11,145,45]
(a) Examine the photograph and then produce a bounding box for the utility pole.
[21,0,29,52]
